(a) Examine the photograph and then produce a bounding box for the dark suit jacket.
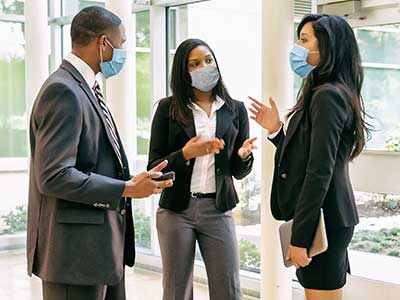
[147,97,253,212]
[269,84,359,248]
[27,60,135,286]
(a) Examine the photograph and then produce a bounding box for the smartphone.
[153,171,175,181]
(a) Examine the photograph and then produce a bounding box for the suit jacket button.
[120,209,126,215]
[281,173,288,180]
[216,168,221,175]
[118,172,123,177]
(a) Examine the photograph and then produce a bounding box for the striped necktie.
[92,81,123,167]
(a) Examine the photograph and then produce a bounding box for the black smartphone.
[153,171,175,181]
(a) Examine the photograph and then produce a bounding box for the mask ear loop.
[99,37,105,64]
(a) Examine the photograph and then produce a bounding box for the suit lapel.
[216,104,235,139]
[179,110,196,139]
[61,60,123,168]
[278,109,304,165]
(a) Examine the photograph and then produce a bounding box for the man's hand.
[122,160,173,198]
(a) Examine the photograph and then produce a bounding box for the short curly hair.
[71,6,121,47]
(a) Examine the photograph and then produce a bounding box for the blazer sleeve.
[230,102,254,180]
[290,87,349,248]
[147,100,191,174]
[268,125,285,148]
[33,82,125,210]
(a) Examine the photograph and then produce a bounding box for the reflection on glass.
[0,21,26,157]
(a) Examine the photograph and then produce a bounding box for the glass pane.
[357,26,400,65]
[136,51,151,155]
[136,10,150,48]
[355,24,400,150]
[0,21,26,157]
[0,0,24,15]
[62,0,105,17]
[349,191,400,284]
[62,24,72,57]
[168,0,262,272]
[134,198,152,249]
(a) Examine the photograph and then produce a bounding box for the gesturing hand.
[182,135,225,161]
[238,137,257,160]
[248,96,281,134]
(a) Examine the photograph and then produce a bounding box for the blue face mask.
[290,44,319,79]
[99,39,127,79]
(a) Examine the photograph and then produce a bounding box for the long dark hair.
[294,14,370,160]
[169,38,234,125]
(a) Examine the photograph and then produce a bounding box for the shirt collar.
[64,52,97,90]
[191,96,225,114]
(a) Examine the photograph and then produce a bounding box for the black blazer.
[27,60,135,286]
[269,84,359,248]
[147,97,253,212]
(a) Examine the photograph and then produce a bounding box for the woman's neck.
[193,89,214,105]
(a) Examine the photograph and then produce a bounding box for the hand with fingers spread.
[122,160,173,198]
[286,245,312,269]
[248,96,282,134]
[238,137,257,160]
[182,135,225,161]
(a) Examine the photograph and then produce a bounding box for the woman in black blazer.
[147,38,256,300]
[249,15,369,300]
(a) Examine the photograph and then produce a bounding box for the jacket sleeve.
[147,100,191,174]
[33,82,125,210]
[230,102,254,180]
[290,87,348,248]
[268,125,285,148]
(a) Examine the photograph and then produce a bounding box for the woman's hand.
[182,135,225,161]
[238,137,257,160]
[248,96,281,134]
[286,245,312,269]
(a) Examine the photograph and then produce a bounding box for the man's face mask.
[99,39,127,79]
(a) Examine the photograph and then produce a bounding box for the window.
[167,0,263,273]
[62,0,105,16]
[133,10,153,250]
[355,25,400,151]
[0,21,26,158]
[0,0,24,15]
[136,10,151,156]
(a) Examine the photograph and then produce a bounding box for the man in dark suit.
[27,6,172,300]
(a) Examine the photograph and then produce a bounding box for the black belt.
[190,192,216,199]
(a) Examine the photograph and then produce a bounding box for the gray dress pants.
[156,197,242,300]
[42,269,126,300]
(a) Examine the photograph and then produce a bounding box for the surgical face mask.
[190,65,220,92]
[290,44,319,79]
[99,39,127,79]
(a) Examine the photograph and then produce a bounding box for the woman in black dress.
[249,14,369,300]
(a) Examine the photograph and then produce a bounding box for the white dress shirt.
[64,52,97,97]
[190,96,225,194]
[268,111,296,138]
